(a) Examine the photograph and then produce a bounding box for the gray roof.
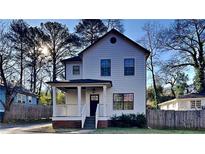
[61,56,82,63]
[47,79,112,85]
[14,86,37,97]
[177,92,205,99]
[0,84,37,97]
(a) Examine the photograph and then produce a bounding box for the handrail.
[95,104,100,129]
[81,104,87,128]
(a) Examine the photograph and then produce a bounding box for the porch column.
[103,85,107,116]
[52,87,57,117]
[77,86,81,116]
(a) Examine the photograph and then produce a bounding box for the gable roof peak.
[78,28,150,57]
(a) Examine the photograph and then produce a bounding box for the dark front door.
[90,94,99,116]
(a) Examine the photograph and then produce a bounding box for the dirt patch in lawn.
[26,125,80,133]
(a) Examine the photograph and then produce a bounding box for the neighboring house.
[47,29,150,129]
[159,92,205,111]
[0,84,38,118]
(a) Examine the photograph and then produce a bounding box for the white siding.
[65,62,82,80]
[160,98,205,111]
[81,33,146,115]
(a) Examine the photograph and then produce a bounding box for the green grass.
[93,127,205,134]
[25,125,205,134]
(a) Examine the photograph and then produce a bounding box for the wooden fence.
[3,103,52,122]
[147,109,205,129]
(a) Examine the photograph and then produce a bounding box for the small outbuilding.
[159,92,205,111]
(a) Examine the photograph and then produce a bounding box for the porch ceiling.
[46,79,112,89]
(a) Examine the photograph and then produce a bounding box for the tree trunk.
[30,68,33,91]
[33,59,37,93]
[20,43,23,86]
[38,78,43,98]
[196,67,205,92]
[171,86,176,98]
[150,54,159,108]
[53,55,56,81]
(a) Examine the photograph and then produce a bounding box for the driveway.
[0,122,52,134]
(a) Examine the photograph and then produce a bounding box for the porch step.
[84,117,95,129]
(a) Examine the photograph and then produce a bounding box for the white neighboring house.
[159,92,205,111]
[47,29,150,129]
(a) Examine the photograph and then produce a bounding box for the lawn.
[93,127,205,134]
[27,125,205,134]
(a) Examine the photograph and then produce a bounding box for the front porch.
[47,79,112,129]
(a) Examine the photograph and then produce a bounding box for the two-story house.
[47,29,150,129]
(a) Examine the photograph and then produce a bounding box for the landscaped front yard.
[93,127,205,134]
[25,125,205,134]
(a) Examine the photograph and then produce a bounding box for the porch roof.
[46,79,112,88]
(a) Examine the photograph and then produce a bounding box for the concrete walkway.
[68,129,95,134]
[0,123,52,134]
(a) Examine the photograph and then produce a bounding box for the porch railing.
[95,104,100,128]
[55,103,107,118]
[56,104,79,116]
[81,104,87,128]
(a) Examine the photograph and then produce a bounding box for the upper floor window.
[73,65,80,75]
[101,59,111,76]
[124,58,135,76]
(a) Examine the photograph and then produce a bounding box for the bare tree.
[140,23,161,107]
[104,19,124,33]
[160,63,189,97]
[158,19,205,92]
[0,22,19,121]
[25,26,49,93]
[75,19,107,48]
[7,20,29,87]
[41,21,80,81]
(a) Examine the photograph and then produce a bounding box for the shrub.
[111,113,147,128]
[135,114,147,128]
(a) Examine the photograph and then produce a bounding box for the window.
[191,101,195,109]
[73,65,80,75]
[17,94,22,103]
[28,96,32,103]
[101,59,111,76]
[124,58,135,76]
[110,37,117,44]
[190,100,202,109]
[196,100,202,108]
[22,95,26,103]
[90,95,99,101]
[113,93,134,110]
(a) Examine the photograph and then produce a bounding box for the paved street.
[0,122,95,134]
[0,122,52,134]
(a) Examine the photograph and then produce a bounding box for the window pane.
[114,94,123,101]
[91,95,99,101]
[101,59,111,76]
[191,101,195,109]
[113,101,123,110]
[124,94,134,101]
[124,59,135,75]
[124,59,134,67]
[124,101,134,110]
[196,100,201,108]
[73,66,80,75]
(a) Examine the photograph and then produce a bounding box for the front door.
[90,94,99,116]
